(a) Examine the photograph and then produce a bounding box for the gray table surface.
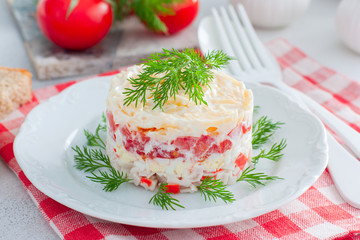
[1,0,359,239]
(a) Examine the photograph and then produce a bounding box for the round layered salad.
[106,65,253,193]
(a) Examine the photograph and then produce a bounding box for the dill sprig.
[123,48,232,110]
[252,116,284,149]
[73,116,129,192]
[252,139,287,165]
[73,145,130,191]
[197,177,235,203]
[73,146,111,172]
[88,169,130,192]
[99,112,107,132]
[149,183,185,210]
[84,115,107,150]
[237,166,283,188]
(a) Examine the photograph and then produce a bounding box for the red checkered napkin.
[1,39,360,240]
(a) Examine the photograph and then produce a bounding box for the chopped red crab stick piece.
[202,175,217,181]
[165,184,180,194]
[201,169,222,180]
[228,122,251,137]
[235,153,248,170]
[140,177,152,187]
[204,168,223,174]
[242,125,251,134]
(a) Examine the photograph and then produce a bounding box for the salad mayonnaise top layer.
[107,65,253,140]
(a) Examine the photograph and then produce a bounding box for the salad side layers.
[105,53,253,193]
[72,49,286,210]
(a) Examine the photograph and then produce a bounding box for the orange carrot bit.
[207,126,219,137]
[206,127,218,132]
[171,150,179,157]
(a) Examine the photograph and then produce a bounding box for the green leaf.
[106,0,132,21]
[131,0,183,34]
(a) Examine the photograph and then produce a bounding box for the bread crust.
[0,67,32,120]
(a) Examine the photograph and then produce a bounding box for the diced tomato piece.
[133,131,150,148]
[120,125,132,139]
[194,135,215,156]
[207,143,220,153]
[148,146,168,159]
[122,139,133,152]
[165,184,180,194]
[140,177,152,187]
[219,139,232,153]
[139,132,151,144]
[173,136,198,150]
[120,124,152,156]
[235,153,248,170]
[147,146,184,159]
[120,125,234,160]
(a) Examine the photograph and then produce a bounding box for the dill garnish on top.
[122,48,232,110]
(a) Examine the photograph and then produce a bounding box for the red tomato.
[37,0,113,50]
[158,0,199,35]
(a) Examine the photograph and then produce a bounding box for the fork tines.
[212,4,271,75]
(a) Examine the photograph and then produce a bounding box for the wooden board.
[7,0,199,80]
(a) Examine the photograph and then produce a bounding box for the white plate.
[14,76,328,228]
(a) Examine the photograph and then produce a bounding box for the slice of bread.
[0,67,32,120]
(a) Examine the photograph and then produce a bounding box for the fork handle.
[276,81,360,158]
[327,132,360,209]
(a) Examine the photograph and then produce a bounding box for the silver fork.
[210,4,360,208]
